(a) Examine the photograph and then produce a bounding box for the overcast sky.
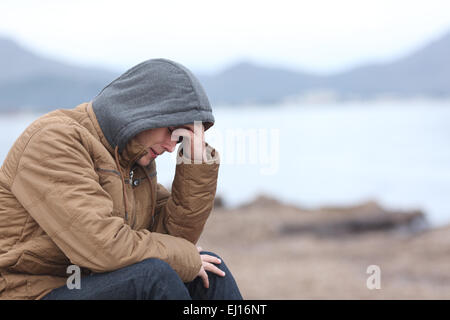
[1,0,450,75]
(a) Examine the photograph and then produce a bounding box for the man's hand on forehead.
[170,122,206,163]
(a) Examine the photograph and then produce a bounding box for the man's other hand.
[196,246,225,288]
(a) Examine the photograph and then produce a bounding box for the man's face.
[134,124,194,166]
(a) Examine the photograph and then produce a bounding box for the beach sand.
[198,196,450,299]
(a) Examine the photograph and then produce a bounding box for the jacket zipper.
[129,168,137,229]
[96,166,147,229]
[129,168,134,186]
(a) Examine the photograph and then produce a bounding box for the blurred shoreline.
[1,96,450,115]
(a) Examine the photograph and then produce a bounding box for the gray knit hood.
[92,58,214,153]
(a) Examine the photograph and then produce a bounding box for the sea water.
[1,102,449,226]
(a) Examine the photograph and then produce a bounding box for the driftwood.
[233,194,429,237]
[279,200,428,237]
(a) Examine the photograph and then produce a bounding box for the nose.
[162,139,177,153]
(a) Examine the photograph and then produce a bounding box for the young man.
[0,59,242,300]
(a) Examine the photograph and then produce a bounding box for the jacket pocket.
[8,251,69,277]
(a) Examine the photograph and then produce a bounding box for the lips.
[149,148,158,158]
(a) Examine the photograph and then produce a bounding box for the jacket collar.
[86,102,148,169]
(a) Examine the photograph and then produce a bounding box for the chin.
[137,158,150,166]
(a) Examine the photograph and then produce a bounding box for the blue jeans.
[42,251,243,300]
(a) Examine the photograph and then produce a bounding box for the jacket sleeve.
[10,123,202,282]
[151,143,220,244]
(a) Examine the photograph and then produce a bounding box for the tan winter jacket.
[0,102,220,299]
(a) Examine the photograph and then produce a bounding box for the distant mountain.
[199,31,450,104]
[0,37,118,111]
[325,31,450,99]
[0,30,449,110]
[197,61,323,104]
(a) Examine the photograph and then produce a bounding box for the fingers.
[198,266,209,289]
[171,124,206,163]
[200,254,221,265]
[171,122,204,141]
[202,261,226,277]
[196,253,226,288]
[172,128,195,160]
[171,128,193,141]
[199,253,224,274]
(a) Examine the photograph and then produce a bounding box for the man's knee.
[133,258,189,299]
[137,258,179,281]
